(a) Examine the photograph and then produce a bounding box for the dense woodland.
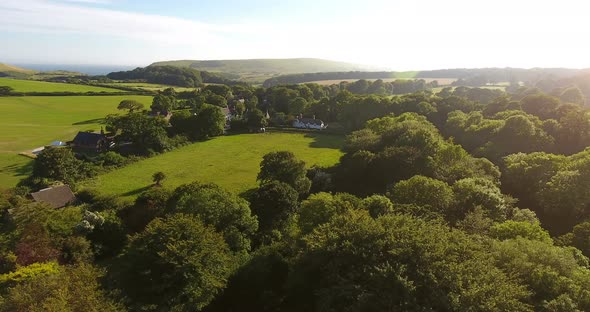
[5,74,590,311]
[107,66,239,87]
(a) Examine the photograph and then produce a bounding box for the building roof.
[72,132,106,146]
[30,185,76,208]
[297,118,324,125]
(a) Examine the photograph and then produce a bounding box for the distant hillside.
[0,63,85,80]
[150,58,375,83]
[263,68,585,87]
[0,63,37,78]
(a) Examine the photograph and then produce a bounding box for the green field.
[0,95,153,187]
[0,78,125,93]
[82,132,344,197]
[104,82,197,92]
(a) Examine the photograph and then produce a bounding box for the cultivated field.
[82,132,344,197]
[430,85,507,93]
[0,95,153,187]
[0,78,125,93]
[310,78,457,86]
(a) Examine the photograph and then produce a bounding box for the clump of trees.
[106,65,237,87]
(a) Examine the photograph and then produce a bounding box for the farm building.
[293,117,327,130]
[71,131,109,152]
[30,185,76,208]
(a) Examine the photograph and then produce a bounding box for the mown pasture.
[82,132,344,198]
[0,78,125,93]
[0,95,153,187]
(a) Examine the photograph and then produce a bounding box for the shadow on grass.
[0,160,33,178]
[121,185,152,197]
[305,133,345,150]
[72,118,104,125]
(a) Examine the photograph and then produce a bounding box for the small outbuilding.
[30,185,76,208]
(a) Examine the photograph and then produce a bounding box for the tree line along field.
[81,132,344,198]
[310,77,458,86]
[0,78,126,93]
[0,95,153,187]
[102,82,197,92]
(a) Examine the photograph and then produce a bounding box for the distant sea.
[13,64,140,75]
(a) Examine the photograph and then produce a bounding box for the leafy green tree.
[150,93,175,113]
[117,99,144,112]
[186,94,206,110]
[0,86,13,95]
[452,178,509,222]
[492,238,590,311]
[361,194,394,218]
[520,94,560,120]
[112,214,233,311]
[60,236,93,264]
[206,94,228,107]
[205,244,289,312]
[1,264,124,312]
[298,192,360,234]
[86,209,127,259]
[152,171,166,186]
[560,87,585,106]
[106,112,170,154]
[343,128,381,153]
[250,181,299,236]
[168,182,258,253]
[32,147,91,186]
[234,99,246,116]
[161,87,177,97]
[489,220,551,242]
[246,108,268,130]
[557,110,590,154]
[119,187,171,234]
[288,211,531,311]
[169,109,194,136]
[289,97,309,115]
[502,152,565,209]
[245,96,258,111]
[195,104,225,139]
[258,151,311,195]
[389,175,454,217]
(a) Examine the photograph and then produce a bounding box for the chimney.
[313,115,316,120]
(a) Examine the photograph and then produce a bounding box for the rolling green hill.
[0,63,37,79]
[150,58,376,83]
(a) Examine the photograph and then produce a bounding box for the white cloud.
[0,0,223,44]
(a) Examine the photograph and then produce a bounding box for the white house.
[293,117,327,130]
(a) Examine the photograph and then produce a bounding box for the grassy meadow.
[104,82,197,92]
[82,132,344,198]
[0,78,125,93]
[0,95,153,187]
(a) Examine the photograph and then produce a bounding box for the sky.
[1,0,590,70]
